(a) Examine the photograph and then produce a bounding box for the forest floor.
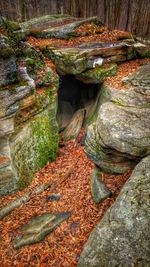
[0,131,131,267]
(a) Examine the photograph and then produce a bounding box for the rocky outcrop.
[85,64,150,173]
[41,43,135,75]
[78,155,150,267]
[0,35,17,86]
[35,16,100,39]
[0,30,59,195]
[76,64,117,84]
[0,15,149,196]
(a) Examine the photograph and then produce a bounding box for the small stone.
[12,212,71,248]
[70,222,78,229]
[45,194,60,201]
[91,166,112,203]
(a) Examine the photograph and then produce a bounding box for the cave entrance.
[57,75,99,131]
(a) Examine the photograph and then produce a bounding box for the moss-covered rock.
[11,106,58,189]
[12,212,71,248]
[85,84,114,126]
[76,64,117,84]
[0,42,59,194]
[133,42,150,59]
[85,64,150,174]
[40,43,131,75]
[20,14,73,30]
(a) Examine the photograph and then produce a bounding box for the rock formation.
[0,18,59,195]
[0,14,149,199]
[85,64,150,173]
[78,155,150,267]
[0,13,150,266]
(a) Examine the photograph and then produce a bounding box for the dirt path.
[0,135,131,267]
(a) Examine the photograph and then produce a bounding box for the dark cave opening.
[57,75,99,130]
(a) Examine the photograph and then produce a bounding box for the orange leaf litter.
[0,134,131,267]
[105,58,150,89]
[27,26,132,49]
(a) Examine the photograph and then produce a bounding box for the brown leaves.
[105,58,150,89]
[0,133,131,266]
[27,26,133,49]
[74,23,107,34]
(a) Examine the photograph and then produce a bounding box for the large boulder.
[78,155,150,267]
[85,64,150,173]
[0,43,59,194]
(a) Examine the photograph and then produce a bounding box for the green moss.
[0,47,14,59]
[11,107,58,189]
[127,49,137,60]
[31,108,58,168]
[111,98,126,107]
[7,81,27,94]
[23,47,44,70]
[86,113,97,126]
[4,20,21,32]
[137,50,150,59]
[77,64,118,83]
[40,46,59,62]
[38,69,54,87]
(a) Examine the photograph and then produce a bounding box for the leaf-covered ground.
[0,133,131,267]
[105,58,150,89]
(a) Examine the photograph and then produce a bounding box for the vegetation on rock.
[0,13,149,267]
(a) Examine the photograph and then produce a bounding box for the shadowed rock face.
[85,64,150,174]
[78,155,150,267]
[57,75,99,130]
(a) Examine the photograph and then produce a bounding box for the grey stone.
[63,109,85,141]
[78,155,150,267]
[12,212,71,248]
[0,56,17,86]
[41,43,133,75]
[0,42,59,195]
[85,64,150,173]
[57,100,74,130]
[91,166,112,203]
